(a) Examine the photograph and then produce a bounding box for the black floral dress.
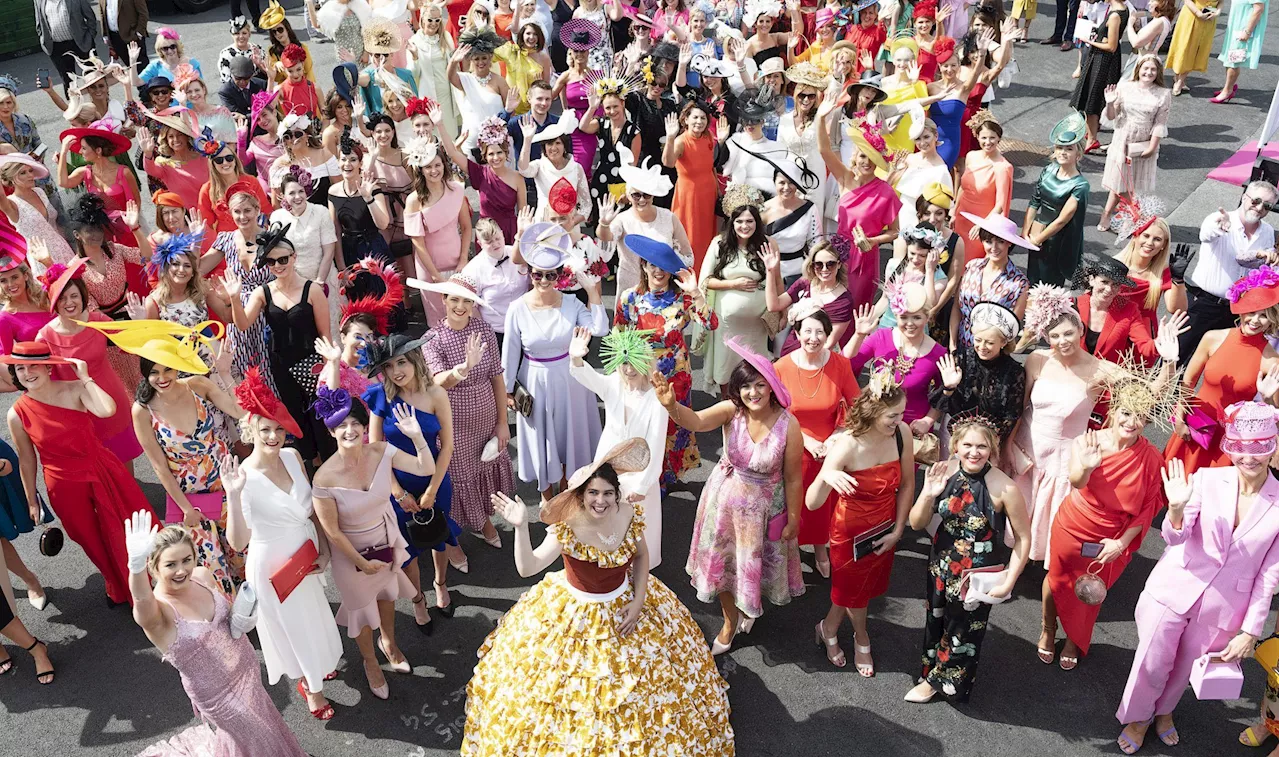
[929,349,1026,443]
[920,463,1004,703]
[1070,8,1130,117]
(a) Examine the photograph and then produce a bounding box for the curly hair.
[842,384,907,437]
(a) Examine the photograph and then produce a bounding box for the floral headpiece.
[249,89,278,133]
[193,126,225,158]
[276,111,312,139]
[600,327,656,375]
[172,63,201,94]
[884,280,928,316]
[67,193,113,230]
[1022,283,1077,341]
[405,96,438,119]
[1109,195,1167,245]
[270,162,314,195]
[1228,265,1279,315]
[404,136,440,167]
[338,126,360,157]
[721,182,765,216]
[641,57,656,86]
[946,409,1002,439]
[1097,352,1191,432]
[864,359,903,401]
[477,116,509,149]
[280,44,307,69]
[311,385,354,430]
[338,256,405,334]
[965,108,998,137]
[149,230,206,277]
[900,224,943,251]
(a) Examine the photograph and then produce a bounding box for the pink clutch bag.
[1190,654,1243,700]
[766,512,787,541]
[1182,407,1218,450]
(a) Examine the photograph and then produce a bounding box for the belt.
[524,352,568,363]
[1186,284,1229,306]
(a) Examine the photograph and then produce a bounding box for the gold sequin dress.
[461,504,735,756]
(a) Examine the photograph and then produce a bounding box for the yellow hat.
[259,0,286,30]
[921,181,953,210]
[890,36,919,58]
[77,319,224,375]
[850,129,889,177]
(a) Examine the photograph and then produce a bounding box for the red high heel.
[1210,85,1238,104]
[297,680,335,720]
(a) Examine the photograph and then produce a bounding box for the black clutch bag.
[39,526,63,557]
[406,508,449,550]
[512,381,534,418]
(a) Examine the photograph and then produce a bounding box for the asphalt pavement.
[0,3,1276,756]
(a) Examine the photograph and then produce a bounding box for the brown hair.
[380,349,434,401]
[153,248,208,310]
[802,240,849,287]
[147,525,197,577]
[843,386,906,437]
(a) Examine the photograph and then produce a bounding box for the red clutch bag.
[270,539,318,603]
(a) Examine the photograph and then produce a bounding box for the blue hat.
[852,0,879,11]
[333,63,359,104]
[624,234,685,276]
[526,245,567,271]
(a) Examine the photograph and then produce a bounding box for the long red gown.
[1163,328,1267,474]
[12,395,150,604]
[1047,437,1165,655]
[774,353,861,547]
[829,460,901,609]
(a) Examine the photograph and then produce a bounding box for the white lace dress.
[11,191,72,277]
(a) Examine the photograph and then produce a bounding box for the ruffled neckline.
[553,503,645,568]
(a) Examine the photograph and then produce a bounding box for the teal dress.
[0,438,49,541]
[360,66,418,114]
[1027,164,1090,287]
[1219,0,1269,69]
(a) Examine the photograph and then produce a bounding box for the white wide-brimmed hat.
[618,157,673,197]
[406,273,482,303]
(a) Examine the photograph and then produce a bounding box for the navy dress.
[363,384,461,560]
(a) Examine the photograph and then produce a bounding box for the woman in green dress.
[1022,114,1090,288]
[1212,0,1269,103]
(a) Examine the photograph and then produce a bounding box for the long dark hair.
[711,205,768,281]
[576,462,620,498]
[135,356,159,404]
[268,20,302,60]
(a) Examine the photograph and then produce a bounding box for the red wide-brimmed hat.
[0,341,72,366]
[1228,266,1278,315]
[41,258,86,312]
[59,124,132,156]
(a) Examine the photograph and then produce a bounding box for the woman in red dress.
[1043,360,1183,671]
[1164,268,1278,475]
[805,364,914,675]
[4,341,150,606]
[775,306,860,579]
[1113,218,1186,334]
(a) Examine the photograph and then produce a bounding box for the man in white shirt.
[1179,180,1279,363]
[461,218,531,349]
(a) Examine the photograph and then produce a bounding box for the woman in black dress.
[627,63,679,210]
[223,222,335,466]
[1070,0,1129,151]
[932,301,1025,446]
[578,85,641,223]
[327,131,393,270]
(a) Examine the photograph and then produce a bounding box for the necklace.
[597,528,623,549]
[475,71,493,86]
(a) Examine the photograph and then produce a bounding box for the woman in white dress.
[776,63,828,228]
[890,119,953,233]
[568,326,669,568]
[1095,55,1171,233]
[408,2,460,142]
[270,172,341,335]
[224,370,343,721]
[0,155,71,275]
[446,28,508,154]
[595,160,694,299]
[761,160,821,284]
[517,118,590,219]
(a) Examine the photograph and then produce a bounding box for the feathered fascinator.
[736,85,778,124]
[235,366,303,438]
[913,0,938,18]
[586,69,645,100]
[864,359,903,401]
[600,327,656,375]
[253,222,293,267]
[477,116,509,149]
[458,27,505,55]
[405,96,438,119]
[339,256,405,334]
[884,280,928,316]
[276,110,312,138]
[743,0,783,26]
[1096,352,1191,432]
[311,385,354,429]
[279,44,307,69]
[721,182,765,216]
[67,193,112,230]
[404,136,440,167]
[1109,195,1167,245]
[361,18,403,55]
[965,107,997,137]
[149,230,206,276]
[337,126,361,158]
[900,223,943,250]
[172,63,201,94]
[1228,265,1279,315]
[193,126,225,158]
[1022,283,1077,341]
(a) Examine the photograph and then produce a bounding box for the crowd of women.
[0,0,1274,754]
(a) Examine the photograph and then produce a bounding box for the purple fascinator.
[1227,265,1278,304]
[312,385,353,429]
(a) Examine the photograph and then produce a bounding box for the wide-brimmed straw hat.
[539,437,652,524]
[144,106,198,138]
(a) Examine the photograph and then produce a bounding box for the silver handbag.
[229,582,259,640]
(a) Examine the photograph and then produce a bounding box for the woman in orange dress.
[805,365,914,675]
[1164,269,1277,475]
[774,306,860,579]
[1044,395,1169,671]
[952,115,1014,264]
[663,100,717,273]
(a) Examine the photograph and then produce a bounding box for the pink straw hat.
[958,210,1041,251]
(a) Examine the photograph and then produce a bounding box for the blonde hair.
[0,163,27,185]
[843,385,906,437]
[208,147,247,205]
[948,421,1000,466]
[1114,218,1171,312]
[0,264,48,309]
[474,218,503,242]
[146,525,197,577]
[153,248,208,310]
[381,349,434,401]
[802,240,849,288]
[1129,54,1166,87]
[1243,305,1279,337]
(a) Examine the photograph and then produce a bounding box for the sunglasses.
[628,192,652,201]
[265,253,293,267]
[813,259,840,271]
[796,92,818,101]
[530,269,560,281]
[212,154,236,165]
[157,45,177,53]
[152,88,173,97]
[284,131,306,141]
[1245,194,1277,213]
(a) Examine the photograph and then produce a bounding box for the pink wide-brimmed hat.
[727,335,791,407]
[959,210,1041,251]
[1221,401,1278,456]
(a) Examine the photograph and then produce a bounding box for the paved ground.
[0,3,1276,756]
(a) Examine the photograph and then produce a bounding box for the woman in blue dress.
[0,438,48,611]
[362,332,464,635]
[927,34,989,170]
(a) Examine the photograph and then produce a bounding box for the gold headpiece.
[259,0,286,29]
[721,182,765,216]
[864,359,903,401]
[966,108,998,138]
[1097,352,1192,432]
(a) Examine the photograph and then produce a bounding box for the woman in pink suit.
[1115,401,1279,755]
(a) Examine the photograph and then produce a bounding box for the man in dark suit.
[218,56,264,117]
[34,0,98,95]
[98,0,149,67]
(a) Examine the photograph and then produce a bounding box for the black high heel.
[434,581,455,619]
[411,593,434,636]
[25,639,53,685]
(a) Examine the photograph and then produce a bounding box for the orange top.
[954,154,1015,263]
[773,352,860,442]
[1164,328,1267,474]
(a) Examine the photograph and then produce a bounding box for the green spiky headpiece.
[600,328,656,375]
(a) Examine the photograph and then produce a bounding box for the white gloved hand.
[229,582,259,640]
[124,510,159,574]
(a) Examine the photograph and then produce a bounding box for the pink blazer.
[1144,467,1279,638]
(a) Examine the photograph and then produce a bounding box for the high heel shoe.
[434,580,455,618]
[377,636,411,674]
[710,627,737,656]
[1210,85,1238,104]
[903,680,937,703]
[815,556,831,579]
[1037,622,1057,664]
[479,530,502,549]
[25,639,53,685]
[737,616,756,634]
[815,620,846,668]
[296,680,336,719]
[411,593,434,635]
[26,586,47,611]
[362,660,389,700]
[448,554,470,574]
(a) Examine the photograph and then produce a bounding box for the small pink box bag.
[1190,654,1244,700]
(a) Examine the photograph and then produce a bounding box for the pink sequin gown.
[140,576,308,757]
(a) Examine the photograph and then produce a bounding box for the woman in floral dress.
[217,189,277,393]
[420,275,514,547]
[654,337,804,656]
[613,238,717,487]
[905,417,1030,703]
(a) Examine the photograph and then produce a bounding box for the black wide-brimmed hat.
[1073,256,1136,290]
[362,332,431,377]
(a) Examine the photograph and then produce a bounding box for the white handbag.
[229,582,258,640]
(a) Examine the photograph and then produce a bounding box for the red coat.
[1077,293,1158,366]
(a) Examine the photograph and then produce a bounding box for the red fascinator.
[216,178,261,215]
[933,36,956,65]
[280,44,307,69]
[40,258,86,312]
[548,177,578,217]
[338,256,405,334]
[913,0,938,19]
[404,96,438,119]
[234,366,303,438]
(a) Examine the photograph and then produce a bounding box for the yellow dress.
[880,80,929,153]
[1166,0,1219,74]
[494,42,544,116]
[461,503,735,756]
[1013,0,1037,19]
